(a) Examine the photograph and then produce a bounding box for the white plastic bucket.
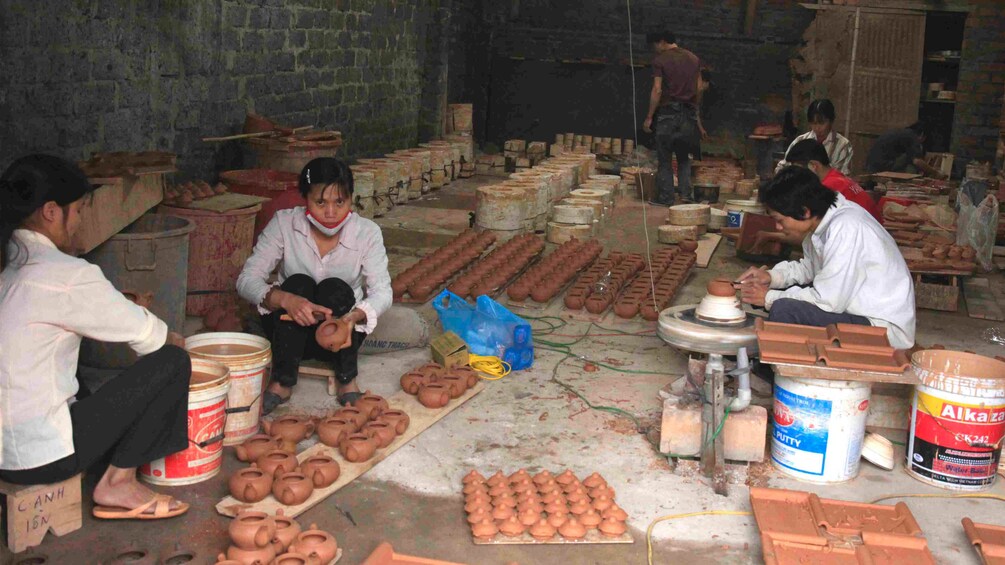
[908,350,1005,491]
[140,358,230,485]
[772,375,872,483]
[185,332,272,446]
[725,199,765,228]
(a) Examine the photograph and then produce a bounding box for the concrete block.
[659,400,767,462]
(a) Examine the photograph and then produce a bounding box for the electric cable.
[646,510,753,565]
[469,354,512,380]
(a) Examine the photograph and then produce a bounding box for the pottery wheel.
[657,304,764,355]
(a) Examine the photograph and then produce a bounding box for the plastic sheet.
[432,290,534,370]
[956,183,999,272]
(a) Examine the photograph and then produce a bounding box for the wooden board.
[215,382,486,518]
[874,171,922,180]
[695,233,722,268]
[0,475,82,553]
[71,174,165,254]
[179,192,270,213]
[964,278,1005,321]
[770,361,916,385]
[473,528,632,545]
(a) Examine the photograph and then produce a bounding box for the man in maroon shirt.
[642,31,705,205]
[784,139,883,223]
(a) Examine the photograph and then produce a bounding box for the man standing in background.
[643,31,704,206]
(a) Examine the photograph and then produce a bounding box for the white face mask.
[306,210,351,237]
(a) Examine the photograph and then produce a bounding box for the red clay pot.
[229,510,277,550]
[229,464,273,503]
[299,455,341,488]
[272,471,314,506]
[377,409,410,435]
[255,450,299,478]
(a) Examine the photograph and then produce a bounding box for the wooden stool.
[0,475,82,553]
[299,359,338,396]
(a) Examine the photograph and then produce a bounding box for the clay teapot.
[315,318,351,352]
[300,455,341,488]
[361,420,396,448]
[439,374,467,399]
[354,392,389,419]
[261,415,315,451]
[450,366,479,388]
[235,434,286,462]
[272,552,312,565]
[417,383,450,408]
[272,509,302,554]
[226,543,276,565]
[377,409,410,435]
[272,471,314,506]
[290,525,339,564]
[399,371,427,395]
[229,464,273,503]
[229,510,277,550]
[331,406,367,431]
[255,450,300,477]
[213,553,244,565]
[316,417,355,448]
[339,432,378,463]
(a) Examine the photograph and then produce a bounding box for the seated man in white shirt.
[735,166,915,349]
[237,158,392,413]
[0,155,190,520]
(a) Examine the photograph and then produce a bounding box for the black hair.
[784,139,831,167]
[760,166,837,220]
[0,154,95,269]
[907,121,929,138]
[807,99,836,123]
[646,31,676,45]
[298,157,354,200]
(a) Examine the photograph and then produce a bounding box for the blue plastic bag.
[431,289,534,370]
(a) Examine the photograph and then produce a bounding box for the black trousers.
[263,274,365,388]
[0,345,190,485]
[769,298,871,327]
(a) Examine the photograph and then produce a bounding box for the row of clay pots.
[400,362,479,407]
[922,243,976,261]
[392,229,497,300]
[217,510,337,565]
[464,470,628,540]
[564,252,646,314]
[614,251,695,320]
[164,180,227,206]
[906,258,978,273]
[448,234,545,298]
[229,454,340,504]
[507,238,604,302]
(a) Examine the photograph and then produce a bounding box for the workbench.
[770,360,918,385]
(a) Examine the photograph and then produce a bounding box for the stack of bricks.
[551,133,634,158]
[502,139,548,172]
[952,2,1005,165]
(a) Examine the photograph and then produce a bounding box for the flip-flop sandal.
[93,494,189,520]
[337,391,363,407]
[262,391,290,415]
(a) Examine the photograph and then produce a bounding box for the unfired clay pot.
[490,505,514,521]
[517,508,541,527]
[399,371,426,395]
[261,415,315,450]
[235,435,285,462]
[706,278,736,297]
[339,433,378,462]
[300,456,341,488]
[355,392,389,419]
[463,470,486,485]
[498,515,526,537]
[331,406,367,430]
[377,409,410,435]
[471,518,499,539]
[214,553,244,565]
[317,417,355,448]
[559,516,588,540]
[226,543,276,565]
[362,420,396,448]
[486,471,507,486]
[533,470,553,485]
[272,509,302,554]
[440,374,467,398]
[582,472,606,488]
[273,552,311,565]
[599,516,627,537]
[256,450,300,478]
[418,383,450,408]
[315,319,351,352]
[229,464,273,503]
[602,504,628,521]
[547,511,569,528]
[580,509,602,527]
[290,525,338,564]
[679,240,698,253]
[272,471,314,506]
[466,508,491,524]
[529,519,557,540]
[450,366,479,388]
[229,510,277,550]
[555,470,578,485]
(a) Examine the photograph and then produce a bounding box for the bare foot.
[93,466,183,513]
[267,382,292,400]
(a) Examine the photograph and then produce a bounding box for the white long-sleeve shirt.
[775,130,854,175]
[0,230,168,470]
[766,194,916,349]
[236,208,392,333]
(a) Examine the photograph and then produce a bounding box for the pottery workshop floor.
[23,176,1005,565]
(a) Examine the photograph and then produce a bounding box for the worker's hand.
[339,320,355,351]
[739,281,769,307]
[643,116,653,134]
[698,124,708,140]
[166,331,186,349]
[735,266,771,287]
[281,295,332,327]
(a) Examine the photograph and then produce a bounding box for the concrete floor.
[10,175,1005,565]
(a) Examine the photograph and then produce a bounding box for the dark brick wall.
[455,0,814,151]
[0,0,450,179]
[952,3,1005,165]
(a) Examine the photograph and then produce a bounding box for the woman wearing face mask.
[775,99,853,176]
[237,157,392,413]
[0,155,190,520]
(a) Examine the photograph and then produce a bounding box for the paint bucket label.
[772,385,831,476]
[908,388,1005,488]
[140,381,228,485]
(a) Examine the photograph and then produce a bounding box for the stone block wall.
[953,3,1005,165]
[0,0,451,179]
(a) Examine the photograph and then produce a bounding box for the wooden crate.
[914,274,959,311]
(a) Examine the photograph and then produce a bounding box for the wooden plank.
[71,174,165,254]
[472,528,632,545]
[964,278,1005,321]
[2,475,82,553]
[695,233,722,268]
[216,382,486,518]
[178,192,270,213]
[770,361,916,385]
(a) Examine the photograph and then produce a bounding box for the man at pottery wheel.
[734,167,915,349]
[237,157,391,413]
[0,155,190,520]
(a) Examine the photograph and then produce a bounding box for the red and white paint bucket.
[908,350,1005,491]
[140,358,230,485]
[185,332,272,445]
